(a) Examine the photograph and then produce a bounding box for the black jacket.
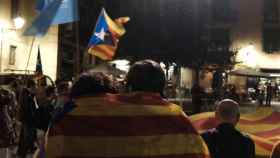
[201,123,255,158]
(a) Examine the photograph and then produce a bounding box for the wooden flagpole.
[25,36,36,75]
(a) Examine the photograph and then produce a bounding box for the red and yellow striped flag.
[46,93,210,158]
[190,107,280,158]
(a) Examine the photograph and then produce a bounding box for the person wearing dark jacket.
[191,83,204,113]
[17,79,39,158]
[201,99,255,158]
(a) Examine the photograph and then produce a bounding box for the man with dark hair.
[45,60,209,158]
[70,72,117,98]
[126,60,166,95]
[35,86,57,132]
[201,99,255,158]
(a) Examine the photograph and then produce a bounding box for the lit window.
[9,45,16,65]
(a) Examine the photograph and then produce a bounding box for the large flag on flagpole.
[88,8,129,61]
[36,0,79,25]
[36,0,51,11]
[23,0,79,37]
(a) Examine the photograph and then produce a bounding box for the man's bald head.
[215,99,240,125]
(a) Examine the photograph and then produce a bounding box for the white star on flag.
[95,28,106,41]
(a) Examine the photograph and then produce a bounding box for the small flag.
[88,8,129,60]
[36,47,43,75]
[24,0,79,37]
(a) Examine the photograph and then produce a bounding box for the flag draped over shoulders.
[46,92,210,158]
[190,107,280,158]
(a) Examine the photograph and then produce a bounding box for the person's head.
[57,81,71,95]
[126,60,166,95]
[267,82,271,86]
[215,99,240,126]
[45,86,56,99]
[0,89,12,105]
[70,72,117,98]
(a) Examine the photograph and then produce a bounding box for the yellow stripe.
[71,102,183,117]
[248,135,273,156]
[89,50,110,60]
[95,45,116,56]
[255,143,271,156]
[104,10,126,36]
[268,136,280,141]
[190,112,214,122]
[88,45,116,61]
[88,47,110,60]
[241,107,273,121]
[237,123,280,134]
[250,134,274,144]
[191,107,274,123]
[47,134,209,157]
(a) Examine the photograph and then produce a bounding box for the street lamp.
[13,16,25,29]
[237,44,257,68]
[0,17,25,73]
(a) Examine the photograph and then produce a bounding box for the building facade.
[188,0,280,91]
[198,0,280,67]
[229,0,280,87]
[0,0,58,80]
[232,0,280,61]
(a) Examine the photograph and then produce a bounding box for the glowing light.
[111,59,130,72]
[160,62,166,69]
[111,59,130,66]
[13,16,25,29]
[269,74,280,77]
[236,44,257,68]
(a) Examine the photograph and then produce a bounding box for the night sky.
[79,0,197,63]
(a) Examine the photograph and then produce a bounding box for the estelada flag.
[88,8,129,60]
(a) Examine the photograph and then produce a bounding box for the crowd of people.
[0,59,280,158]
[190,81,280,114]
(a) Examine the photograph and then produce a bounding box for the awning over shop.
[229,68,271,78]
[260,68,280,74]
[87,63,126,76]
